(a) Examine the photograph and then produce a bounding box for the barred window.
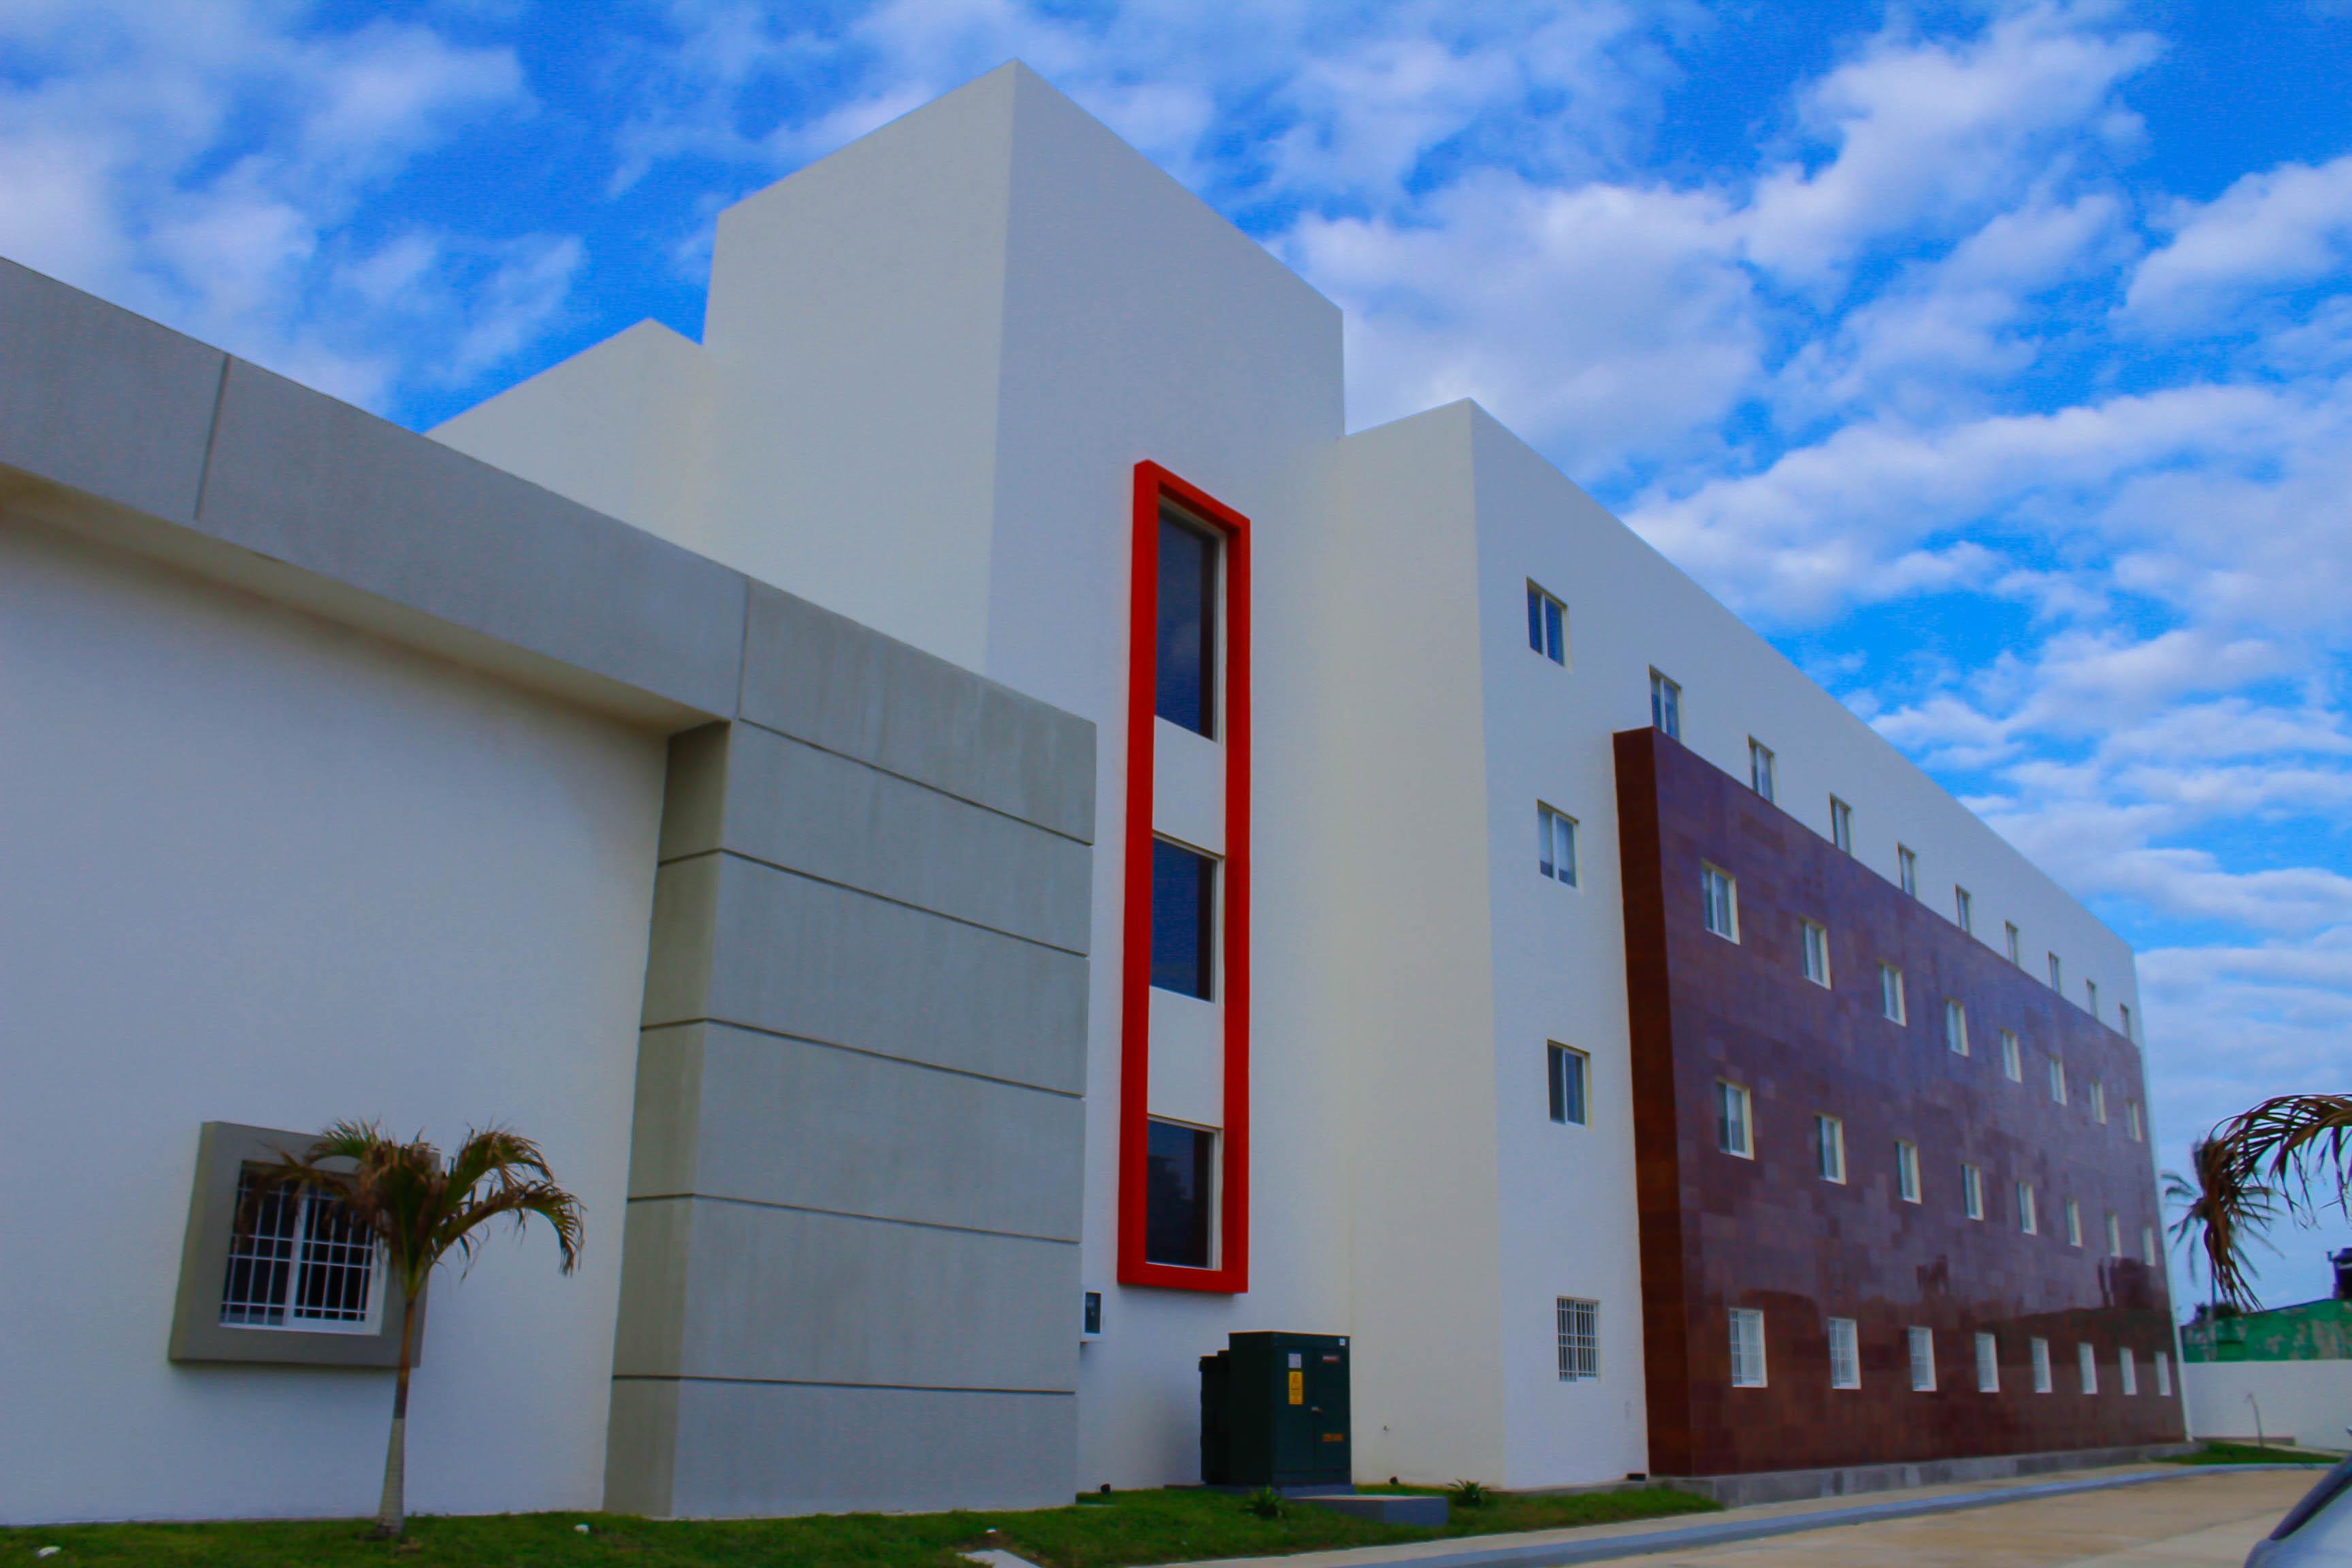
[2031,1337,2053,1393]
[1556,1297,1599,1382]
[220,1169,376,1332]
[1827,1317,1860,1390]
[1976,1332,1999,1393]
[1729,1307,1767,1387]
[1908,1326,1936,1392]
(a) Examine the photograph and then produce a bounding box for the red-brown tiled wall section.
[1615,726,2183,1476]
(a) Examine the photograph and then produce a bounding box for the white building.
[0,61,2174,1525]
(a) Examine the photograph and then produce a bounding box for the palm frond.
[2217,1094,2352,1218]
[2163,1134,2277,1313]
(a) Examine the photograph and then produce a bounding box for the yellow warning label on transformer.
[1287,1371,1304,1405]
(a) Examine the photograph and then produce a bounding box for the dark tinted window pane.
[1145,1118,1214,1267]
[1151,839,1214,998]
[1526,586,1544,653]
[1156,511,1215,736]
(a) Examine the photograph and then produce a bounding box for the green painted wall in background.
[2182,1298,2351,1362]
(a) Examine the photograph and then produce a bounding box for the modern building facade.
[1,61,2178,1527]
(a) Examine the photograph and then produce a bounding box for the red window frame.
[1117,460,1251,1293]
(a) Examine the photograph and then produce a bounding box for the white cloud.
[2127,150,2352,327]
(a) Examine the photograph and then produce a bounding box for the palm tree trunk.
[376,1290,420,1537]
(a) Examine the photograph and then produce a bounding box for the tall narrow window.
[1944,999,1969,1056]
[2127,1100,2144,1141]
[2031,1337,2053,1393]
[1716,1081,1754,1158]
[2017,1182,2039,1235]
[1151,839,1215,999]
[2048,952,2063,991]
[1537,804,1579,887]
[1976,1332,1999,1393]
[1908,1327,1936,1391]
[2089,1079,2107,1124]
[1801,920,1832,987]
[1828,1317,1861,1389]
[1155,508,1216,736]
[1816,1115,1846,1183]
[1955,886,1974,934]
[2065,1198,2082,1247]
[2006,921,2022,965]
[1830,796,1854,854]
[2048,1058,2068,1105]
[1729,1307,1767,1387]
[1880,963,1907,1024]
[2077,1341,2097,1394]
[1556,1297,1599,1380]
[2119,1003,2134,1041]
[2142,1225,2158,1266]
[1749,739,1776,802]
[2155,1351,2172,1396]
[1526,583,1567,664]
[1897,1140,1922,1203]
[1962,1162,1984,1219]
[1701,863,1740,941]
[2085,978,2099,1015]
[2001,1030,2022,1082]
[1650,670,1682,740]
[1143,1119,1215,1268]
[1547,1043,1588,1127]
[2106,1211,2123,1257]
[2120,1347,2138,1396]
[1898,845,1919,898]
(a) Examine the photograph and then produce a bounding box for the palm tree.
[2215,1094,2352,1218]
[242,1122,583,1537]
[2163,1134,2276,1318]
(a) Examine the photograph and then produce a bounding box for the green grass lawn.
[0,1484,1717,1568]
[2164,1440,2343,1467]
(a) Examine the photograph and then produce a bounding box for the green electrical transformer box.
[1199,1332,1351,1488]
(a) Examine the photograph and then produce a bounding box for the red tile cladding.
[1615,726,2183,1475]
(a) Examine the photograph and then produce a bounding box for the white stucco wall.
[2185,1361,2352,1451]
[0,516,667,1523]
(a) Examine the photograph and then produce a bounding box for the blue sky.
[5,0,2348,1305]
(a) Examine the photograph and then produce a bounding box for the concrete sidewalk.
[1171,1465,2325,1568]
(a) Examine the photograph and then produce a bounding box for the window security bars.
[1908,1327,1936,1392]
[1828,1318,1860,1389]
[1729,1307,1767,1387]
[219,1170,376,1330]
[1556,1297,1599,1381]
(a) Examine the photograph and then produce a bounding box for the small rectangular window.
[2017,1181,2038,1235]
[1828,1317,1860,1389]
[1880,963,1907,1024]
[1151,839,1216,999]
[2155,1351,2172,1396]
[2119,1347,2138,1396]
[2077,1341,2097,1394]
[2031,1337,2053,1393]
[1801,920,1832,987]
[1962,1162,1983,1220]
[2048,1058,2068,1106]
[1547,1043,1588,1127]
[1976,1332,2000,1393]
[1716,1080,1754,1158]
[1908,1326,1936,1392]
[2119,1002,2133,1041]
[1526,583,1567,664]
[2000,1030,2022,1083]
[1897,1140,1922,1203]
[2106,1211,2123,1257]
[1830,796,1853,854]
[218,1172,378,1332]
[1537,804,1579,887]
[1155,508,1217,737]
[2085,978,2098,1015]
[2089,1079,2107,1124]
[1748,739,1776,802]
[1944,999,1969,1056]
[2065,1198,2082,1247]
[1143,1118,1216,1269]
[2127,1100,2144,1141]
[2142,1225,2158,1266]
[1701,863,1739,941]
[1650,670,1682,740]
[1898,845,1919,898]
[1955,885,1973,934]
[1556,1296,1599,1380]
[1816,1115,1846,1183]
[2048,951,2063,991]
[1729,1307,1767,1387]
[2006,921,2022,965]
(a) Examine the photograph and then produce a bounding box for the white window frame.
[1955,885,1973,934]
[1816,1114,1846,1184]
[2120,1347,2138,1396]
[1729,1307,1767,1388]
[2078,1341,2098,1394]
[1650,669,1682,740]
[2127,1100,2144,1141]
[1526,581,1567,665]
[2119,1002,2134,1041]
[1547,1042,1589,1127]
[1537,802,1579,887]
[2106,1210,2123,1257]
[1880,963,1907,1024]
[1908,1326,1936,1392]
[2018,1181,2038,1235]
[1556,1296,1599,1382]
[2065,1198,2082,1248]
[1828,1317,1861,1390]
[2155,1351,2172,1396]
[1701,862,1739,942]
[1897,1140,1923,1204]
[2049,1058,2068,1105]
[2142,1225,2159,1267]
[1944,998,1969,1056]
[2089,1079,2107,1124]
[1962,1162,1984,1219]
[1801,919,1832,988]
[2031,1337,2053,1393]
[2048,951,2063,991]
[1748,738,1776,802]
[2086,978,2098,1015]
[1716,1080,1754,1159]
[1898,845,1918,898]
[1830,796,1853,854]
[2001,1030,2022,1083]
[1976,1331,2000,1393]
[2006,921,2022,965]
